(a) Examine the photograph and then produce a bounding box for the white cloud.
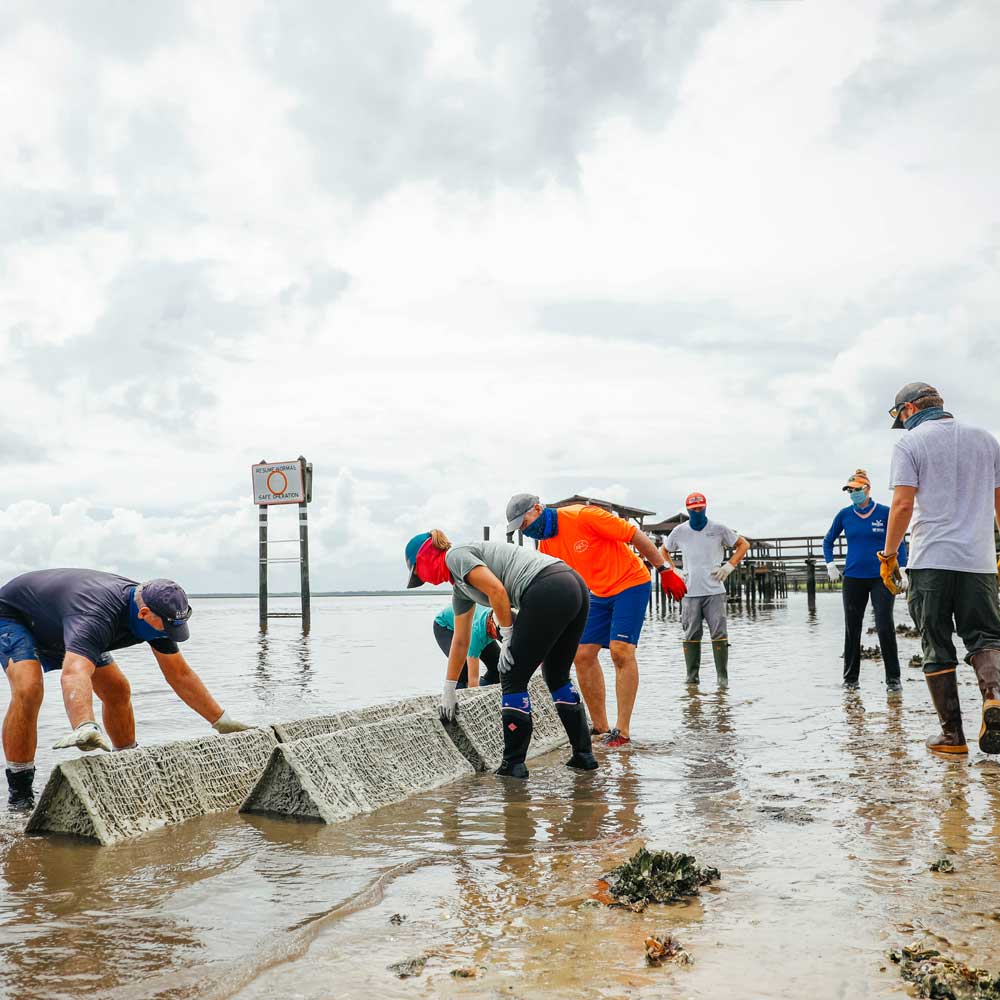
[1,0,998,589]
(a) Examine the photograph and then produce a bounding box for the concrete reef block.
[443,675,570,772]
[272,695,439,743]
[240,714,475,823]
[26,729,278,846]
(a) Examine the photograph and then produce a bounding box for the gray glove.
[498,624,515,674]
[439,679,459,722]
[212,710,252,734]
[53,721,112,753]
[826,562,841,583]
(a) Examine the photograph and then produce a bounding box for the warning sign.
[252,459,306,505]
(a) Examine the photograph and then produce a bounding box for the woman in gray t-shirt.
[404,529,597,778]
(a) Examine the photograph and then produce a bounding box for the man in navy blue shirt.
[0,569,250,811]
[823,469,908,692]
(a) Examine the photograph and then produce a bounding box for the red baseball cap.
[685,492,707,509]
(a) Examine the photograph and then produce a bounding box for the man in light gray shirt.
[882,381,1000,756]
[659,491,749,687]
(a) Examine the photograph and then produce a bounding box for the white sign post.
[252,459,306,505]
[253,457,313,631]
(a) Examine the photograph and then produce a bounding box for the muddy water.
[3,593,1000,1000]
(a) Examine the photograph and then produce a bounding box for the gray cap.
[891,381,939,429]
[505,493,540,534]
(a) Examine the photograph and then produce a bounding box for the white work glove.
[826,562,841,582]
[439,679,459,722]
[711,562,735,583]
[53,721,112,753]
[897,567,909,592]
[498,624,515,674]
[212,710,252,734]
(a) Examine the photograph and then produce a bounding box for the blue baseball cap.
[139,579,193,641]
[404,532,432,589]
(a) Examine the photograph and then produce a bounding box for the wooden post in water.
[806,557,817,611]
[258,505,268,630]
[299,504,311,632]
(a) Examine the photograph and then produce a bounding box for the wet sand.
[3,593,1000,999]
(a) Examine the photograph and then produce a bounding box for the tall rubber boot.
[683,641,701,684]
[555,702,598,770]
[712,639,729,689]
[496,708,532,779]
[5,767,35,812]
[924,669,968,754]
[970,648,1000,754]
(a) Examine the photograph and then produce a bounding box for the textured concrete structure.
[443,674,570,771]
[26,729,277,846]
[240,714,474,822]
[272,694,438,743]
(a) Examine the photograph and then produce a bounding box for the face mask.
[415,541,451,586]
[128,591,168,641]
[687,508,708,531]
[904,406,952,431]
[522,507,559,540]
[849,489,869,507]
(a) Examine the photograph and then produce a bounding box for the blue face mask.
[522,507,559,540]
[904,406,952,431]
[687,508,708,531]
[128,590,168,642]
[849,489,869,507]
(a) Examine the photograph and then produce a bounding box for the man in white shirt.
[660,492,749,687]
[881,381,1000,755]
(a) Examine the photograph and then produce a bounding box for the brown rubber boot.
[924,668,968,754]
[969,648,1000,754]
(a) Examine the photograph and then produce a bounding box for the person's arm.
[630,527,670,569]
[151,647,226,724]
[729,536,750,567]
[445,610,473,682]
[822,511,843,564]
[658,543,676,570]
[884,486,917,556]
[465,565,513,626]
[466,657,480,688]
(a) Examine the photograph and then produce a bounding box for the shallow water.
[2,593,1000,1000]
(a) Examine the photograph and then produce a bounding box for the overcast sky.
[1,0,998,592]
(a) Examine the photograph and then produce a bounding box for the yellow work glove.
[878,551,904,596]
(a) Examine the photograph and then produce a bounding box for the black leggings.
[501,566,590,697]
[432,622,500,687]
[842,576,900,683]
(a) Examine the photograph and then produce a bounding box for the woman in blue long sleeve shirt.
[823,469,908,691]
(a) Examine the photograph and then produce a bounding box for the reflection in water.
[6,593,1000,1000]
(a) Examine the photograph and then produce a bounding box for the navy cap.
[140,579,193,641]
[890,381,938,429]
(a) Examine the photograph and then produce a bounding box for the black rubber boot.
[683,641,701,684]
[712,640,729,688]
[6,767,35,812]
[924,669,968,754]
[970,648,1000,754]
[495,709,532,779]
[555,702,598,771]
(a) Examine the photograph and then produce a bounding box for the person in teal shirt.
[433,605,500,687]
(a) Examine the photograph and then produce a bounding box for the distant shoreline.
[189,590,452,598]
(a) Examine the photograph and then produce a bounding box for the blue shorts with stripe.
[579,581,650,648]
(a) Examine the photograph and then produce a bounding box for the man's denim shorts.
[0,618,112,673]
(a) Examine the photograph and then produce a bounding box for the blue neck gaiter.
[904,406,952,431]
[688,509,708,531]
[128,589,168,642]
[522,507,559,540]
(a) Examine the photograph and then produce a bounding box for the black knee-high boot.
[496,708,532,778]
[555,702,598,770]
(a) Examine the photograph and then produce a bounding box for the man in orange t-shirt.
[505,494,675,747]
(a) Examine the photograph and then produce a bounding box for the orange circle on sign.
[267,470,289,496]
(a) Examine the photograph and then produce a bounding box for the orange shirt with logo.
[539,505,650,598]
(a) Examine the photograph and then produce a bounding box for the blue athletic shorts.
[579,581,650,648]
[0,618,113,673]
